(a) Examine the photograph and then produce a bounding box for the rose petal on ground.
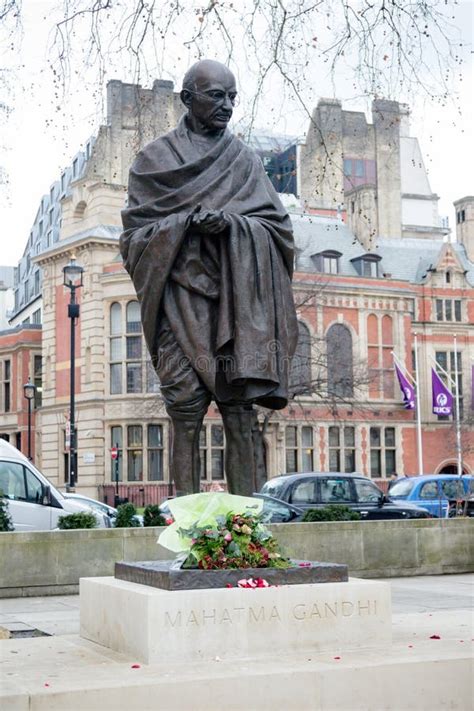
[429,635,441,640]
[333,656,341,660]
[131,664,141,668]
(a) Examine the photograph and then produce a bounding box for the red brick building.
[0,325,42,460]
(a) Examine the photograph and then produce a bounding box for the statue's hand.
[191,210,230,235]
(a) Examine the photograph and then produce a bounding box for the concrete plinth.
[80,576,391,664]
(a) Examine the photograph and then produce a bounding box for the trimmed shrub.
[57,512,97,529]
[143,504,167,527]
[114,502,141,528]
[302,505,361,522]
[0,495,14,531]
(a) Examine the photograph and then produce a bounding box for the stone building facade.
[298,99,449,247]
[2,80,473,504]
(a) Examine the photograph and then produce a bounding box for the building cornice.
[34,235,119,266]
[293,273,418,298]
[402,193,439,201]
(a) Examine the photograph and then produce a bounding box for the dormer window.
[311,250,342,274]
[351,253,382,278]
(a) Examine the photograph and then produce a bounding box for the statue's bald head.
[182,60,235,93]
[180,59,237,135]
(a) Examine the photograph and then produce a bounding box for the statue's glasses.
[186,89,240,107]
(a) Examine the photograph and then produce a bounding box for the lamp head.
[23,378,36,401]
[63,254,84,289]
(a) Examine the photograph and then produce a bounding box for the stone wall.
[0,518,472,597]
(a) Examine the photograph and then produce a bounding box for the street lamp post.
[23,379,36,461]
[63,255,84,491]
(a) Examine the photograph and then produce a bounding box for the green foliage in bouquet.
[179,511,290,570]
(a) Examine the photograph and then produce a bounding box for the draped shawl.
[120,116,298,410]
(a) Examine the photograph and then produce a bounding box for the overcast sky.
[0,0,472,267]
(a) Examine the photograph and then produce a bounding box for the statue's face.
[184,65,237,133]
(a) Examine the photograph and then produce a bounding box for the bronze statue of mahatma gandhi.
[120,59,298,496]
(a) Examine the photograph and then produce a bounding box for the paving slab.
[0,629,471,710]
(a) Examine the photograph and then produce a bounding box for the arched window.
[289,322,312,395]
[73,200,87,219]
[326,324,353,397]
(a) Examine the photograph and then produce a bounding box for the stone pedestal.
[80,576,391,664]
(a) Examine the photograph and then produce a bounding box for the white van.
[0,439,109,531]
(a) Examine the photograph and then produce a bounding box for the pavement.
[0,574,473,710]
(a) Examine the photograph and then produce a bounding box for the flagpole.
[453,335,463,477]
[413,333,424,476]
[391,352,416,385]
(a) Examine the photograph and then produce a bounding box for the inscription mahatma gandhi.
[164,599,378,628]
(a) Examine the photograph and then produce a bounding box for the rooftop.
[291,213,474,285]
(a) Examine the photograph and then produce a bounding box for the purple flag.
[432,368,453,416]
[395,364,415,410]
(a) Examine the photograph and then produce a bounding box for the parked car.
[62,493,143,525]
[259,472,432,520]
[158,493,304,524]
[0,439,109,530]
[447,478,474,517]
[253,493,305,523]
[388,474,474,518]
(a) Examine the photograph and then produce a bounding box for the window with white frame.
[148,424,164,480]
[109,301,160,395]
[311,250,341,274]
[200,424,225,481]
[435,299,462,322]
[328,426,355,472]
[1,360,11,413]
[126,302,142,393]
[369,426,396,478]
[367,314,394,399]
[110,424,164,482]
[127,425,143,481]
[285,425,314,473]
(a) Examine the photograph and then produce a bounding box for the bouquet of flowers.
[179,510,290,570]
